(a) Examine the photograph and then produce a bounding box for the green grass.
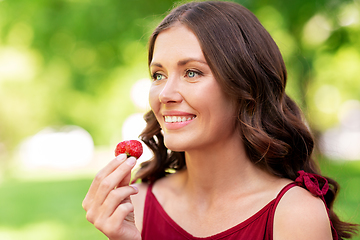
[0,159,359,240]
[0,178,106,240]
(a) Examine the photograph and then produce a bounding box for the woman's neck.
[178,137,277,206]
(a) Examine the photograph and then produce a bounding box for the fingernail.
[130,184,139,192]
[126,157,136,166]
[116,154,126,161]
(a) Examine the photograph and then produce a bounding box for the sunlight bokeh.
[131,78,152,110]
[320,100,360,161]
[0,47,38,82]
[19,125,94,170]
[302,14,332,46]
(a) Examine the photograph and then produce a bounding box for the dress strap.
[141,183,154,238]
[295,171,338,240]
[266,182,297,239]
[269,182,298,223]
[146,183,154,194]
[274,182,298,206]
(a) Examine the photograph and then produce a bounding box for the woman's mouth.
[164,115,196,123]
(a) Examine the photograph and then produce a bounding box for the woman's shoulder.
[273,185,333,240]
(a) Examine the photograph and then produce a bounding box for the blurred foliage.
[0,0,360,152]
[0,0,176,153]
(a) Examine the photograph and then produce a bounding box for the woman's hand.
[82,154,141,240]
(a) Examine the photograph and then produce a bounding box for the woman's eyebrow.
[149,62,162,68]
[177,58,208,66]
[150,58,208,68]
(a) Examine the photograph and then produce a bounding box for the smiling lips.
[164,115,196,123]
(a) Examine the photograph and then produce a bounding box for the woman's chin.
[163,138,187,152]
[164,143,185,152]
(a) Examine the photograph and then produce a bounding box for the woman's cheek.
[149,86,159,110]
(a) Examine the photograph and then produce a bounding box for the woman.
[82,1,358,239]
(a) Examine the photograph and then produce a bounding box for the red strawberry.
[115,140,143,159]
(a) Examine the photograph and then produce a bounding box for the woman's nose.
[159,77,183,104]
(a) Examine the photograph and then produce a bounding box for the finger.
[94,156,137,206]
[96,201,136,239]
[83,154,127,210]
[100,185,138,219]
[116,157,136,188]
[109,201,135,228]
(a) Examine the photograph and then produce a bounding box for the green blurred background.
[0,0,359,239]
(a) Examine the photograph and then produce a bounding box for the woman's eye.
[186,70,201,78]
[152,73,165,81]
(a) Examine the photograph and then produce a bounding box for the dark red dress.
[141,171,338,240]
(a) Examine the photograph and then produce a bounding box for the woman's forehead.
[152,25,205,64]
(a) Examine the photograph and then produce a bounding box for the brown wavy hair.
[135,1,358,238]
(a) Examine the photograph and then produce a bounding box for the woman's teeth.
[164,116,195,123]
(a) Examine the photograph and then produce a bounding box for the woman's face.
[149,24,238,152]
